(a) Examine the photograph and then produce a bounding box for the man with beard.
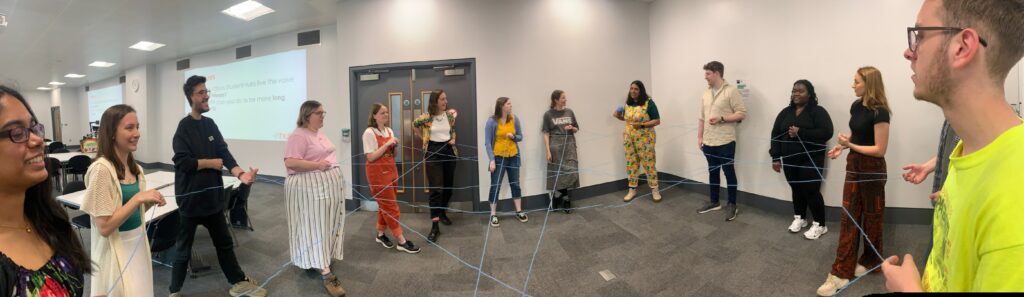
[169,75,267,296]
[882,0,1024,292]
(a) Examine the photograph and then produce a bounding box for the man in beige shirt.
[696,61,748,221]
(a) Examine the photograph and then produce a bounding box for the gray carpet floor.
[70,177,930,297]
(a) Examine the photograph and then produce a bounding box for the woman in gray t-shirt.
[542,90,580,214]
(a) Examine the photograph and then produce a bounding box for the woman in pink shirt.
[283,100,346,297]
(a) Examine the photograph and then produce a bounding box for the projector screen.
[185,49,307,141]
[87,85,124,123]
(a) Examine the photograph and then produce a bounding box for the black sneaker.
[439,213,452,226]
[396,240,421,254]
[725,203,738,221]
[490,215,500,227]
[516,211,529,223]
[376,234,395,249]
[697,202,722,214]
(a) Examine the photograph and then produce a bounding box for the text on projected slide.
[185,49,307,141]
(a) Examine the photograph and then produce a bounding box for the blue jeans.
[488,155,522,204]
[703,141,738,205]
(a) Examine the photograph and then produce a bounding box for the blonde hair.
[296,100,322,127]
[857,66,892,115]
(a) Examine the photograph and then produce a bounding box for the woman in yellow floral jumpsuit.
[612,80,662,202]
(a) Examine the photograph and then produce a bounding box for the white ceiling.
[0,0,338,90]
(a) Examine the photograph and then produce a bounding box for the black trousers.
[169,212,246,293]
[425,141,456,219]
[782,157,826,223]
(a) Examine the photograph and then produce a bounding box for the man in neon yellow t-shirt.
[883,0,1024,292]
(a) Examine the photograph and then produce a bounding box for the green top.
[922,122,1024,291]
[119,181,142,232]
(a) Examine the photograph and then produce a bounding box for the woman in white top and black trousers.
[413,89,458,243]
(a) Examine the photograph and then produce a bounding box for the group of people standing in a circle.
[286,60,895,296]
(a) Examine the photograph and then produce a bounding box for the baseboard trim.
[139,162,931,225]
[478,172,932,225]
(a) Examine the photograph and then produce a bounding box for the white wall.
[21,90,54,140]
[21,88,89,145]
[125,65,157,161]
[150,25,339,179]
[60,88,88,144]
[337,0,652,202]
[649,0,951,209]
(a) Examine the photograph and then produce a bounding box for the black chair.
[227,183,254,231]
[66,155,92,182]
[70,214,90,241]
[148,211,180,253]
[63,181,90,239]
[223,185,241,248]
[44,157,62,193]
[63,181,86,194]
[63,181,86,211]
[47,142,66,154]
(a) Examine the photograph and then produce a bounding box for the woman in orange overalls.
[363,103,420,254]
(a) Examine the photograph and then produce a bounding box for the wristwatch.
[720,116,726,123]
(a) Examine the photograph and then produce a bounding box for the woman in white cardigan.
[81,104,166,296]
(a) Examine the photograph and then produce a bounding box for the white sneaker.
[816,273,849,296]
[804,222,828,240]
[854,264,869,277]
[788,215,808,233]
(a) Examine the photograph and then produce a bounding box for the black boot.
[551,197,563,211]
[439,212,452,226]
[427,222,440,243]
[563,197,572,214]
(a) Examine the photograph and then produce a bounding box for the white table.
[50,151,95,163]
[57,173,240,223]
[143,171,177,188]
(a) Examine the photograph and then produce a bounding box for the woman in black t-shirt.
[817,67,893,296]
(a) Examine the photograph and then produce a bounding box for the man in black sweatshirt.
[169,75,267,297]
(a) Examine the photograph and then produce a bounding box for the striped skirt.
[284,166,346,270]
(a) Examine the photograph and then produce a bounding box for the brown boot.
[323,274,346,297]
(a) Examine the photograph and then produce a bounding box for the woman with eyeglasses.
[81,104,167,296]
[283,100,347,297]
[0,86,91,296]
[817,67,892,296]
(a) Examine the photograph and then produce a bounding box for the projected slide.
[185,49,307,141]
[87,85,124,123]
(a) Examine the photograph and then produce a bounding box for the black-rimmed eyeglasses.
[0,123,45,143]
[907,26,988,54]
